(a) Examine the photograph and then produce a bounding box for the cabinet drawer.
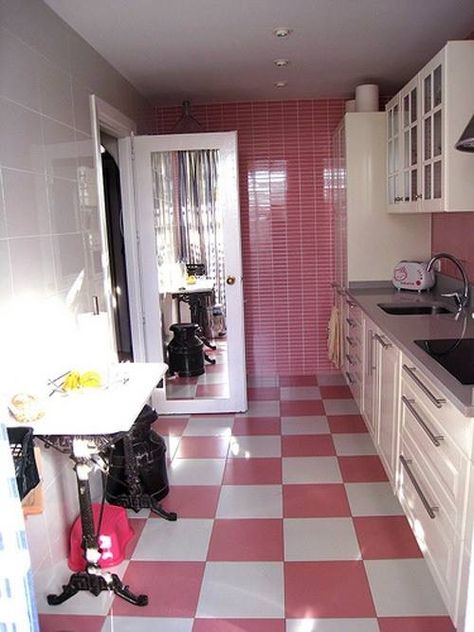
[398,433,461,611]
[401,357,474,459]
[401,380,468,514]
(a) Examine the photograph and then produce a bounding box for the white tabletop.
[4,363,167,436]
[167,278,214,295]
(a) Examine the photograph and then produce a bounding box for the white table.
[6,362,167,607]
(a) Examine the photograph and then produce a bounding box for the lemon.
[79,371,102,388]
[63,371,81,391]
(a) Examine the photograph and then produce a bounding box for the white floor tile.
[280,386,321,400]
[183,416,234,436]
[317,373,346,386]
[197,561,284,617]
[168,458,225,485]
[102,616,193,632]
[166,384,197,399]
[197,371,229,385]
[217,484,282,518]
[237,400,280,417]
[333,433,377,456]
[286,619,379,632]
[323,399,360,415]
[35,559,127,615]
[229,435,281,458]
[282,457,342,484]
[284,518,360,561]
[248,375,280,387]
[365,559,449,616]
[345,482,404,516]
[132,519,213,561]
[281,416,329,435]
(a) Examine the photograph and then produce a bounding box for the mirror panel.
[150,149,229,400]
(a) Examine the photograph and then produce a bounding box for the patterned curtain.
[177,149,225,309]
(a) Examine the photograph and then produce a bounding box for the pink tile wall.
[141,99,345,375]
[431,212,474,282]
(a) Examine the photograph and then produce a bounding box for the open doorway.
[100,131,133,362]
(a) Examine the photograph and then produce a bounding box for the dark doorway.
[100,138,133,361]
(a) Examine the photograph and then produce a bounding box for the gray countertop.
[346,286,474,417]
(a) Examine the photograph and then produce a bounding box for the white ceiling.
[45,0,474,105]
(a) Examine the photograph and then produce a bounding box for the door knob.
[226,275,236,285]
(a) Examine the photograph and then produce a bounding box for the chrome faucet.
[426,252,470,309]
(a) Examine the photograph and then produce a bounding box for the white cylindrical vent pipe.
[355,84,379,112]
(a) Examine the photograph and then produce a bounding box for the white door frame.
[133,131,247,413]
[89,95,146,361]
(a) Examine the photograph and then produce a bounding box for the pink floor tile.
[320,385,353,399]
[193,619,285,632]
[196,383,228,397]
[285,561,376,618]
[338,456,389,482]
[282,434,336,457]
[207,518,283,560]
[158,486,220,518]
[247,387,281,400]
[283,484,351,517]
[280,400,324,416]
[280,375,318,386]
[327,415,368,434]
[204,363,227,374]
[353,516,422,559]
[111,561,205,617]
[233,417,281,436]
[175,436,230,458]
[223,458,282,484]
[378,617,456,632]
[167,376,199,385]
[153,417,189,436]
[39,615,104,632]
[124,518,147,558]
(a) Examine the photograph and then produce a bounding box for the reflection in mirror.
[151,149,229,400]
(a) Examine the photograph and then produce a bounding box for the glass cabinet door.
[421,61,443,208]
[386,98,401,206]
[400,77,420,208]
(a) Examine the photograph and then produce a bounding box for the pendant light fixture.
[172,100,202,133]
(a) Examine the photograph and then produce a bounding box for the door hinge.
[142,315,146,326]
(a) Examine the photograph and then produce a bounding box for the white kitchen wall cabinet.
[386,41,474,213]
[331,113,431,287]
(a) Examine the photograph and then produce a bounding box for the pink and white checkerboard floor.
[38,374,455,632]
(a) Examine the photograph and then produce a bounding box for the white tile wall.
[0,0,150,605]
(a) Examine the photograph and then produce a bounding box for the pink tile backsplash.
[141,99,345,375]
[431,212,474,282]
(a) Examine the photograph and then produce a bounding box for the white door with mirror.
[128,131,247,414]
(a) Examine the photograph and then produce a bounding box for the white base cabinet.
[355,310,474,629]
[362,315,400,483]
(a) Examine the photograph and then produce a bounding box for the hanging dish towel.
[327,305,342,369]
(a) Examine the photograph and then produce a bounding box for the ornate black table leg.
[46,438,148,607]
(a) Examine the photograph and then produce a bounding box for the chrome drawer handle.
[374,333,392,349]
[346,336,354,346]
[345,371,354,385]
[402,365,446,409]
[401,396,444,447]
[345,353,354,366]
[346,318,355,327]
[347,300,357,308]
[400,455,438,519]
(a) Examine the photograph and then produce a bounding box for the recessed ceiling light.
[273,27,292,38]
[274,81,287,88]
[274,59,289,67]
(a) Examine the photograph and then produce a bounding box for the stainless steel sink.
[377,303,452,315]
